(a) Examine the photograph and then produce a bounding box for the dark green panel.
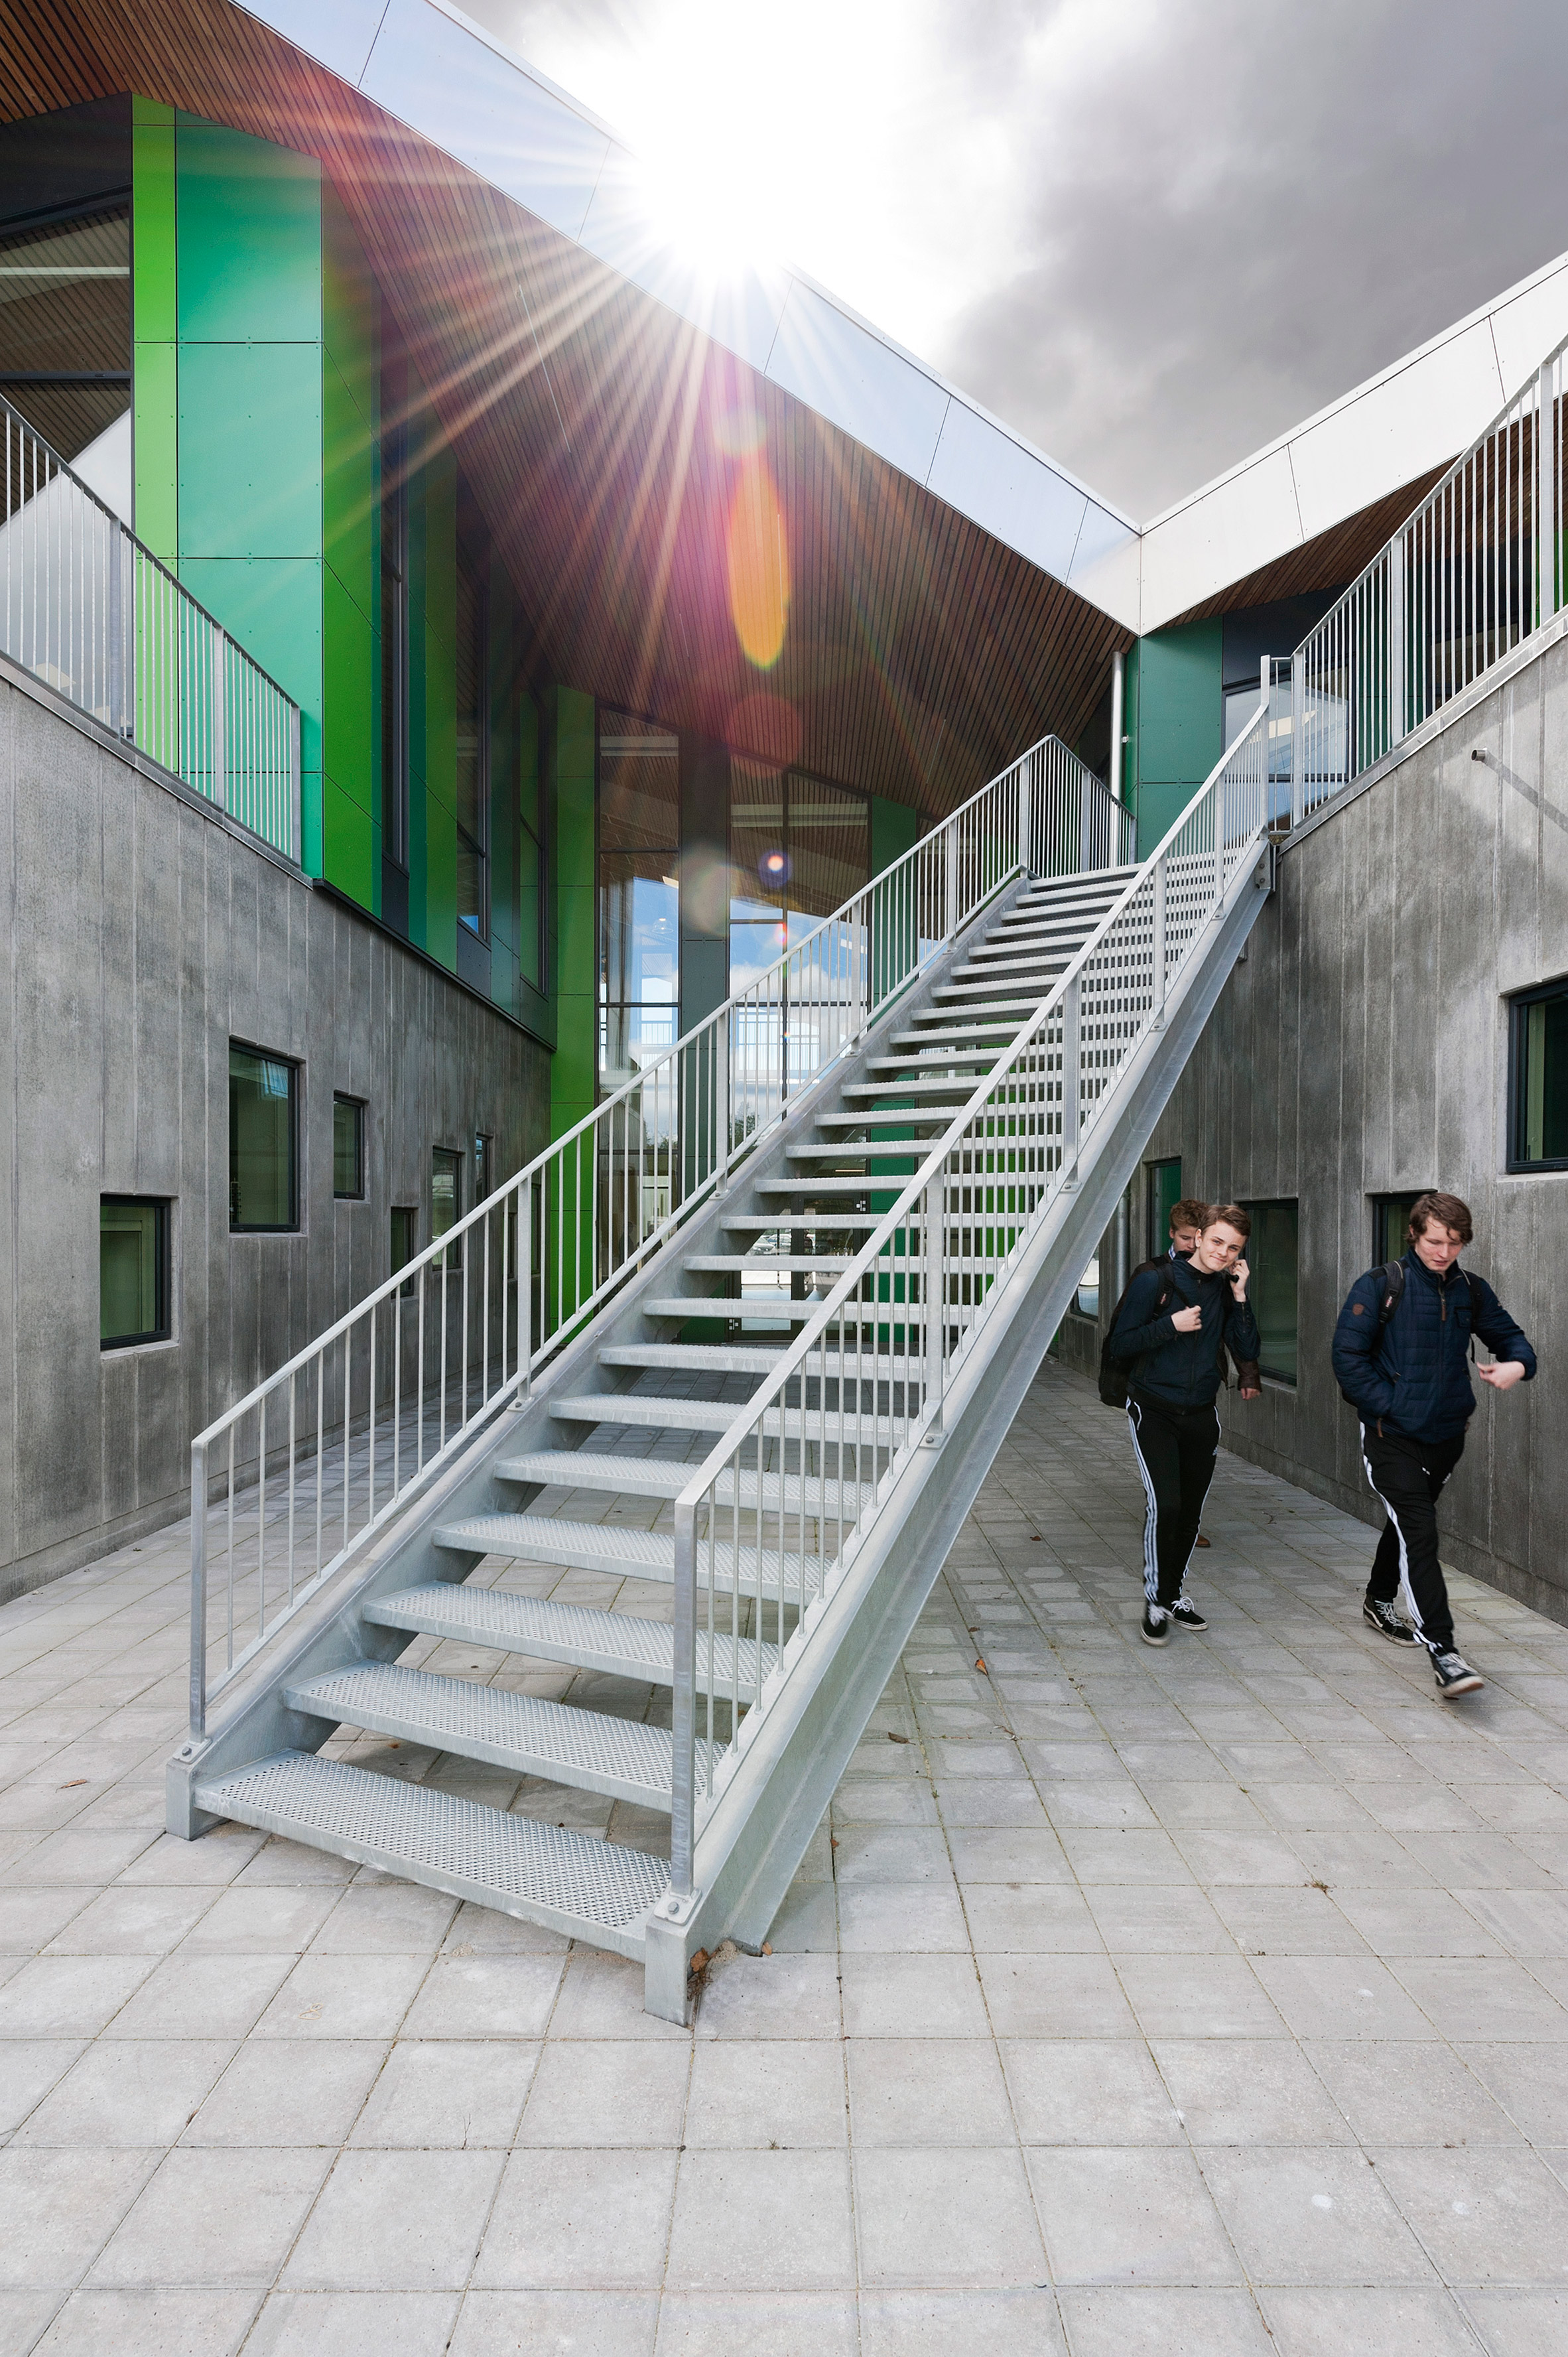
[322,777,377,909]
[549,685,596,1141]
[870,793,919,876]
[174,115,321,345]
[178,341,322,559]
[417,442,457,971]
[1130,617,1223,846]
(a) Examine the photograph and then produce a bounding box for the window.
[333,1096,365,1199]
[1145,1158,1181,1259]
[100,1197,170,1347]
[599,710,680,1091]
[1371,1192,1430,1266]
[455,539,489,939]
[1074,1256,1100,1319]
[0,203,130,467]
[474,1132,493,1207]
[380,340,409,874]
[1510,978,1568,1172]
[229,1045,298,1231]
[729,764,870,998]
[390,1205,418,1298]
[432,1147,462,1269]
[1238,1199,1299,1384]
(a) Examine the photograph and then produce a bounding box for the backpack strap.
[1374,1260,1405,1331]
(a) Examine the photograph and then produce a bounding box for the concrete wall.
[0,670,549,1603]
[1067,622,1568,1623]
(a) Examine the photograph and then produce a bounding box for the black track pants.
[1127,1392,1219,1607]
[1360,1424,1465,1656]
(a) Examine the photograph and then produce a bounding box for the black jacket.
[1332,1250,1536,1440]
[1109,1254,1262,1412]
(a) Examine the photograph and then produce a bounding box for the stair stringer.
[166,871,1037,1842]
[644,847,1274,2018]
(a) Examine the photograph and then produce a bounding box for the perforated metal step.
[194,1751,667,1955]
[284,1662,702,1808]
[495,1450,870,1516]
[432,1512,828,1598]
[362,1582,779,1690]
[551,1393,889,1444]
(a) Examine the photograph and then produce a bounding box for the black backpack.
[1371,1259,1480,1337]
[1097,1258,1178,1406]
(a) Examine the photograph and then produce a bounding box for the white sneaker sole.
[1437,1674,1484,1698]
[1140,1621,1170,1647]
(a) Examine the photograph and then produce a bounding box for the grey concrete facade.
[1061,621,1568,1625]
[1,669,549,1603]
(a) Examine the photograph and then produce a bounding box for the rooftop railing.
[185,730,1132,1735]
[1288,333,1568,821]
[0,397,300,860]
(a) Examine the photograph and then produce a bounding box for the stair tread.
[636,1296,817,1322]
[285,1662,701,1803]
[495,1450,869,1510]
[195,1751,668,1934]
[363,1582,779,1688]
[551,1394,885,1438]
[432,1513,830,1594]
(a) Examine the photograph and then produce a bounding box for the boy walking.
[1331,1191,1535,1698]
[1110,1206,1262,1646]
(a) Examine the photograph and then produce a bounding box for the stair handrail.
[665,700,1273,1901]
[186,726,1130,1733]
[1289,325,1568,823]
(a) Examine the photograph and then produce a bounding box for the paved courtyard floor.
[3,1358,1568,2355]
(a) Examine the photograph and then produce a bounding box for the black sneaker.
[1433,1651,1484,1699]
[1363,1596,1418,1645]
[1170,1599,1208,1632]
[1141,1603,1171,1647]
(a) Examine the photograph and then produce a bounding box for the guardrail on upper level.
[1287,332,1568,821]
[184,728,1132,1735]
[666,701,1272,1897]
[0,398,300,860]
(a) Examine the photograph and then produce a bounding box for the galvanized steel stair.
[179,862,1171,1974]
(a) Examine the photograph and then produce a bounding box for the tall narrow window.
[1239,1199,1299,1384]
[432,1146,462,1269]
[474,1132,493,1206]
[229,1046,298,1232]
[391,1205,417,1298]
[1145,1158,1181,1258]
[379,345,409,877]
[100,1198,170,1347]
[1510,978,1568,1172]
[729,766,870,995]
[598,710,679,1093]
[455,541,489,940]
[333,1095,365,1200]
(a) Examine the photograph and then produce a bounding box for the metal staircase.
[169,714,1275,2019]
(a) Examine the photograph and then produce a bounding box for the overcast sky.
[462,0,1568,521]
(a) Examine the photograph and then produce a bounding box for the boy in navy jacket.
[1332,1191,1535,1698]
[1110,1205,1261,1647]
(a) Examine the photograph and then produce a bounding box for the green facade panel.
[320,188,379,913]
[322,565,375,815]
[549,685,596,1142]
[1127,618,1223,850]
[177,342,324,560]
[131,100,177,563]
[322,776,377,909]
[173,116,322,345]
[870,793,919,876]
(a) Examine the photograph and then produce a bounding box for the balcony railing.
[0,397,300,860]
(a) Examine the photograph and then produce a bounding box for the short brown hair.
[1169,1197,1210,1236]
[1408,1190,1472,1245]
[1204,1203,1252,1240]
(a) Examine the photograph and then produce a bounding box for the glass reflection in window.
[598,710,679,1091]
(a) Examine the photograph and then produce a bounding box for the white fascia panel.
[1065,502,1140,632]
[578,149,789,376]
[359,0,610,243]
[233,0,387,84]
[765,278,951,489]
[1289,319,1504,542]
[925,399,1088,582]
[1488,259,1568,403]
[1139,444,1303,632]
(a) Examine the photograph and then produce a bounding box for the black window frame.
[333,1093,367,1201]
[1370,1192,1432,1267]
[431,1145,463,1270]
[1236,1197,1299,1387]
[99,1194,172,1350]
[228,1042,300,1234]
[390,1204,419,1298]
[1507,975,1568,1174]
[1145,1158,1182,1260]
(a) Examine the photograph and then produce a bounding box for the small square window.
[1509,979,1568,1172]
[390,1205,418,1298]
[101,1197,170,1348]
[229,1044,298,1231]
[334,1095,365,1199]
[432,1147,462,1270]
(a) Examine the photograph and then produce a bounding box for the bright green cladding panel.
[174,115,321,345]
[131,101,177,561]
[414,442,458,971]
[1128,618,1222,846]
[322,184,376,431]
[178,342,322,560]
[322,566,375,815]
[320,190,378,912]
[549,685,596,1141]
[323,354,374,620]
[322,777,377,908]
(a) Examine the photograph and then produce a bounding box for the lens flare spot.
[727,456,789,669]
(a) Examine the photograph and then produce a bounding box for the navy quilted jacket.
[1332,1250,1536,1440]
